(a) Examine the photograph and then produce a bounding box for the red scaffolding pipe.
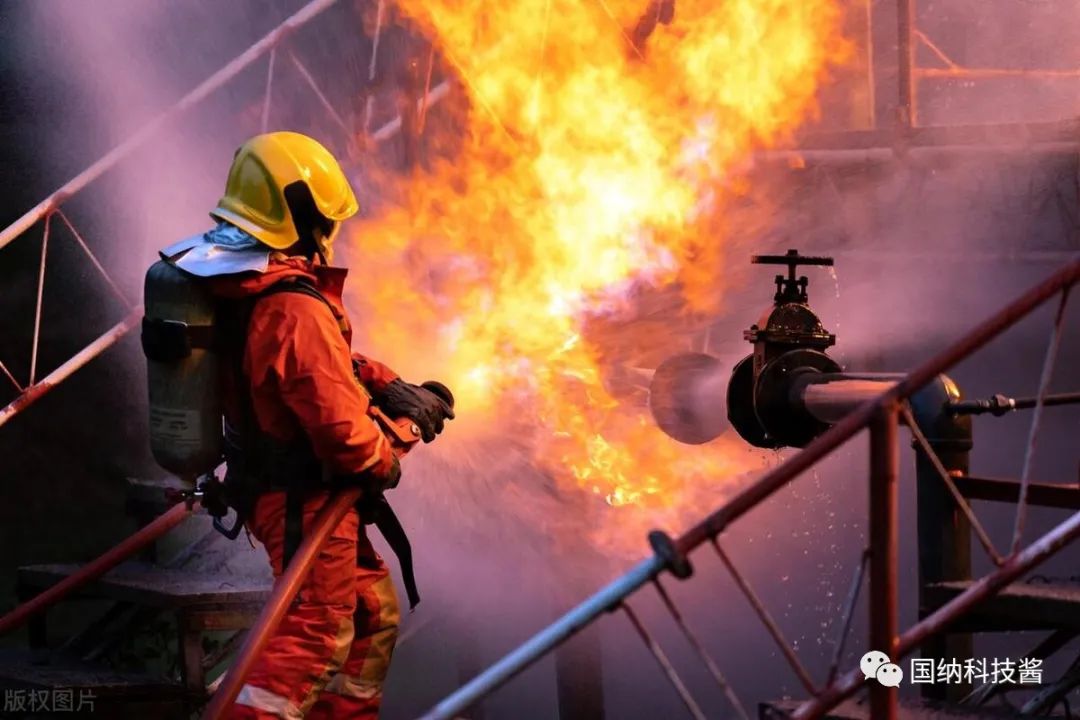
[0,309,142,429]
[0,0,342,254]
[0,498,200,636]
[868,403,900,720]
[897,0,916,128]
[200,488,363,720]
[0,77,452,432]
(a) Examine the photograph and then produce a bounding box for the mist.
[3,0,1078,718]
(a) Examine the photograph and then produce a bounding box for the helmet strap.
[283,181,335,263]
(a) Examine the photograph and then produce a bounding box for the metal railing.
[421,257,1080,720]
[0,0,450,429]
[0,0,338,428]
[759,0,1080,163]
[3,2,1078,717]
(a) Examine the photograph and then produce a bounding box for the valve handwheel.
[750,248,835,268]
[750,249,835,306]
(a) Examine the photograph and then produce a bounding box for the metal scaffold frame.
[0,0,449,429]
[421,257,1080,720]
[0,1,1077,717]
[763,0,1080,162]
[0,0,1072,421]
[412,12,1080,715]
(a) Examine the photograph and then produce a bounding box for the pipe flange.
[727,354,779,449]
[754,349,841,448]
[649,530,693,579]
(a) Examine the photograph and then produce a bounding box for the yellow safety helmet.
[211,132,358,252]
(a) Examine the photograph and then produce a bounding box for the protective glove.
[373,378,455,443]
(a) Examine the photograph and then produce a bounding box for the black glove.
[374,378,455,443]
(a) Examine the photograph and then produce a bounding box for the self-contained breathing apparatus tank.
[142,260,221,484]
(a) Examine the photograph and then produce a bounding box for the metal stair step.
[17,562,270,611]
[0,651,183,699]
[761,698,1065,719]
[923,581,1080,632]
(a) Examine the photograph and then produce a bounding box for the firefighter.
[160,132,453,718]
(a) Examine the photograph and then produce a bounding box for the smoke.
[27,1,270,277]
[15,0,1080,717]
[18,2,650,714]
[913,0,1080,126]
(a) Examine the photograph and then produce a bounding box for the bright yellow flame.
[346,0,850,544]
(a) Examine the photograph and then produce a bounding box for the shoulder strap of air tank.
[259,277,352,342]
[255,278,335,568]
[257,277,333,313]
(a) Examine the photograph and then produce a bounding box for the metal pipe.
[0,499,199,636]
[0,361,21,392]
[419,557,664,720]
[757,144,1080,164]
[860,0,876,129]
[0,0,342,253]
[902,404,1001,565]
[362,0,386,135]
[827,549,868,684]
[918,67,1080,80]
[949,390,1080,415]
[712,539,818,696]
[952,475,1080,509]
[417,44,437,135]
[622,602,707,720]
[799,379,897,424]
[288,49,354,137]
[756,118,1080,163]
[0,309,142,429]
[674,257,1079,555]
[793,507,1080,719]
[260,47,277,134]
[0,77,451,431]
[652,579,750,720]
[897,0,916,128]
[788,119,1080,151]
[371,81,451,143]
[422,258,1079,719]
[54,210,131,307]
[201,488,363,720]
[1012,287,1071,554]
[29,213,52,385]
[909,378,973,701]
[868,403,899,720]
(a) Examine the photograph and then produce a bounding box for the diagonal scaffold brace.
[0,494,203,636]
[200,488,364,720]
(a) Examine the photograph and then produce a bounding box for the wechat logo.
[861,650,904,687]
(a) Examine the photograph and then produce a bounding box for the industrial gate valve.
[728,249,839,448]
[650,248,844,449]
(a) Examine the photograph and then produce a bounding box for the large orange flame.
[346,0,850,544]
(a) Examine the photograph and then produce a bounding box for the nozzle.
[648,352,729,444]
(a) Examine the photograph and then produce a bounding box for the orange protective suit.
[211,256,402,719]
